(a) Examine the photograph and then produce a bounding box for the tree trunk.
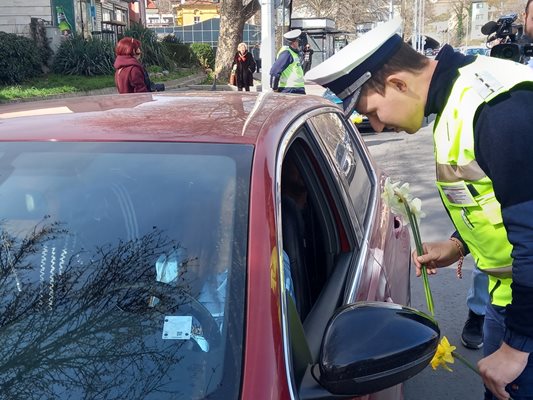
[215,0,260,83]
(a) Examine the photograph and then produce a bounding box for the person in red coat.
[233,43,256,92]
[114,37,150,94]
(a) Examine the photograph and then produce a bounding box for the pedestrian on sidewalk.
[252,43,262,73]
[301,44,314,74]
[306,18,533,400]
[233,42,256,92]
[461,266,489,350]
[114,37,150,94]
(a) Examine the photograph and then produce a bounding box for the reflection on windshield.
[0,142,251,399]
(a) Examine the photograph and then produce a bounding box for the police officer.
[270,29,306,94]
[306,19,533,400]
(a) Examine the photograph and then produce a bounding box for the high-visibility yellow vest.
[276,46,305,89]
[433,56,533,306]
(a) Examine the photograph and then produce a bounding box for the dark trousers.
[483,304,533,399]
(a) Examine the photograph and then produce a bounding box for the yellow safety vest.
[277,46,305,89]
[433,56,533,306]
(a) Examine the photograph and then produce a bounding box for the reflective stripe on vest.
[433,56,533,306]
[277,46,305,89]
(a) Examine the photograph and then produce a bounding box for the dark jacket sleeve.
[269,50,293,90]
[474,84,533,353]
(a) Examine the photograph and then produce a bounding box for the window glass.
[0,142,251,400]
[310,113,373,225]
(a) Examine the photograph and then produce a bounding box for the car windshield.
[0,142,252,399]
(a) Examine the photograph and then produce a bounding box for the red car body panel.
[0,92,411,400]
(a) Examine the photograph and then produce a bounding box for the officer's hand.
[478,343,529,400]
[412,240,462,277]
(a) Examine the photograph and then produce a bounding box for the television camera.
[481,13,533,63]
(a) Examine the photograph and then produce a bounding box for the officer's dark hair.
[362,42,429,96]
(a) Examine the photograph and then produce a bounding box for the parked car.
[460,46,490,56]
[424,48,438,57]
[0,92,439,400]
[322,88,373,133]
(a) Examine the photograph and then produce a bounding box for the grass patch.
[0,74,115,102]
[0,68,201,103]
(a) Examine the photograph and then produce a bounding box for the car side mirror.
[316,302,439,396]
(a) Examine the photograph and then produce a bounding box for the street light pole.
[261,0,275,92]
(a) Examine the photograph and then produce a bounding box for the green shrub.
[146,65,163,73]
[162,42,195,67]
[123,23,172,69]
[162,34,181,44]
[52,36,114,76]
[0,32,43,84]
[190,43,215,70]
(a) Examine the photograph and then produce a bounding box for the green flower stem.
[452,351,480,375]
[452,351,513,400]
[403,201,435,316]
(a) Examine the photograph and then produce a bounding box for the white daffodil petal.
[410,197,426,224]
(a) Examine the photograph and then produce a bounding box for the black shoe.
[461,310,484,349]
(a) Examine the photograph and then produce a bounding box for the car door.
[276,109,407,400]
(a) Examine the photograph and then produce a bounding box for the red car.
[0,92,439,399]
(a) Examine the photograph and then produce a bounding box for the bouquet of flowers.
[382,177,433,315]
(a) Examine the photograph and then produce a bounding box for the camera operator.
[483,11,533,64]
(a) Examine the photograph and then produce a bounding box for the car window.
[280,139,339,320]
[0,142,251,400]
[309,112,374,229]
[279,123,364,391]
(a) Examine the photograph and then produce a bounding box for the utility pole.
[412,0,425,52]
[413,0,418,50]
[261,0,276,92]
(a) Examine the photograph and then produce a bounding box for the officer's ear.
[386,75,408,93]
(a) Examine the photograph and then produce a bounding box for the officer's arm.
[474,87,533,354]
[269,51,293,91]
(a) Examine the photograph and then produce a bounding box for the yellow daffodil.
[350,113,364,124]
[431,336,456,371]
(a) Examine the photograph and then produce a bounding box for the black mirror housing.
[318,302,439,396]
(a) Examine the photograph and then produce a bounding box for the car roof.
[0,92,336,144]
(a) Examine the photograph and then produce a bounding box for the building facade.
[175,0,220,26]
[1,0,137,50]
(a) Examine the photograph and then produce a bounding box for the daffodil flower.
[382,177,426,225]
[431,338,510,397]
[381,177,433,315]
[431,336,456,371]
